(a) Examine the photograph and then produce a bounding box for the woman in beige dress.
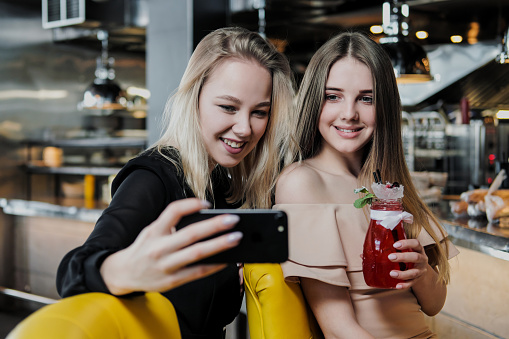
[275,32,459,338]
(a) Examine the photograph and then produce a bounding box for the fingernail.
[388,254,397,260]
[201,200,212,208]
[396,284,403,289]
[393,242,402,248]
[390,271,398,277]
[227,231,243,243]
[223,214,240,225]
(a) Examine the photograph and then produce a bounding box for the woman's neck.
[310,143,363,177]
[208,159,217,174]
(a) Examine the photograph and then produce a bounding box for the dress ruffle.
[276,203,458,290]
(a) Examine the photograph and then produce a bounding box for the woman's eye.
[325,94,339,101]
[360,96,373,104]
[219,105,236,113]
[252,110,269,118]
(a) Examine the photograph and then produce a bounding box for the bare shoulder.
[275,162,326,204]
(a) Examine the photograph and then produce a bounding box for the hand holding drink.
[355,171,414,289]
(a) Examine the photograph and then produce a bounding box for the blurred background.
[1,1,509,338]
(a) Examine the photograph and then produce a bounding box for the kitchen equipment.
[470,120,497,187]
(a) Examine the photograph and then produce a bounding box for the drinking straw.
[373,172,379,184]
[373,170,382,184]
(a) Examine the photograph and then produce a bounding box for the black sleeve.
[56,169,167,297]
[56,153,243,338]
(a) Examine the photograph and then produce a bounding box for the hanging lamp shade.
[380,37,432,83]
[496,27,509,64]
[379,1,433,84]
[81,56,127,110]
[82,81,126,110]
[79,30,127,111]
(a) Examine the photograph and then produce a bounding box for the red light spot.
[487,177,493,184]
[489,154,496,161]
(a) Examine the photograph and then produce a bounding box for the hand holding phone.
[176,209,288,264]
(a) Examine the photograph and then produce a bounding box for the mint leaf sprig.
[353,186,375,209]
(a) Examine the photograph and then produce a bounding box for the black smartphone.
[176,209,288,264]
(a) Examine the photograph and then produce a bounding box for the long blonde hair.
[292,31,451,284]
[155,27,295,209]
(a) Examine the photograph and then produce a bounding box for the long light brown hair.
[155,27,296,209]
[292,31,451,284]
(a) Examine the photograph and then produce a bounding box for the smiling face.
[318,56,376,160]
[198,58,272,169]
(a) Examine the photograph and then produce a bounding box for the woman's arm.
[301,278,375,339]
[100,198,243,295]
[388,239,447,316]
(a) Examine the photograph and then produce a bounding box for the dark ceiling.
[231,0,509,60]
[7,0,509,56]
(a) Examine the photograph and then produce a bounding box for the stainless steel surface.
[0,287,57,305]
[404,110,500,193]
[433,202,509,261]
[0,199,102,223]
[470,120,498,187]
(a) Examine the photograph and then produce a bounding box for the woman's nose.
[232,112,252,137]
[341,102,359,121]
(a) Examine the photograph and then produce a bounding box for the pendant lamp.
[79,30,127,111]
[379,1,433,84]
[496,27,509,64]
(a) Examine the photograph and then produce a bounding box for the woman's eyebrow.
[217,95,270,108]
[255,101,271,108]
[325,87,343,91]
[217,95,241,104]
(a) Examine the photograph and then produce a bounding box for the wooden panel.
[13,216,95,299]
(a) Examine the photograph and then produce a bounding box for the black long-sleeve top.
[56,148,243,339]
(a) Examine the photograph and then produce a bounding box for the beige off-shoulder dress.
[276,203,459,339]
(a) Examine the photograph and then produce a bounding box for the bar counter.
[1,197,509,261]
[430,201,509,262]
[0,197,105,223]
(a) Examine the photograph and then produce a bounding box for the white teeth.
[222,138,244,148]
[336,127,360,133]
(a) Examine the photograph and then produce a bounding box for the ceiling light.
[379,1,433,84]
[370,25,384,34]
[450,35,463,43]
[496,110,509,119]
[415,31,428,39]
[126,86,151,99]
[79,30,127,112]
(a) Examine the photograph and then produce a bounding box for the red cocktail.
[362,184,414,289]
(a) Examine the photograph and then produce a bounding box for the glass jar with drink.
[355,175,415,289]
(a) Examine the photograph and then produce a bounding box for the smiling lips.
[334,126,363,138]
[221,137,246,153]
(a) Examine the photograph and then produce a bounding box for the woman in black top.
[56,27,296,339]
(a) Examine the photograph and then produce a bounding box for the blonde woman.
[57,27,295,339]
[276,32,458,338]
